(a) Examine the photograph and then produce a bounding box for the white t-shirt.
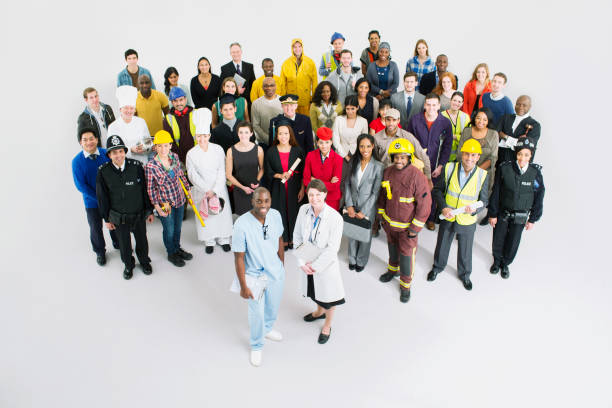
[107,116,151,163]
[90,108,108,142]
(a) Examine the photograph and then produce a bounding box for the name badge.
[521,181,531,186]
[125,181,134,185]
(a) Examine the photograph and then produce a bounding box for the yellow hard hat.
[460,138,482,154]
[153,130,173,145]
[388,138,414,156]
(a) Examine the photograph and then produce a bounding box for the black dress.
[231,144,260,215]
[357,96,375,124]
[190,74,222,110]
[307,276,346,310]
[264,145,305,243]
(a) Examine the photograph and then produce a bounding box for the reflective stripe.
[165,112,196,146]
[446,190,479,201]
[411,218,425,228]
[444,162,486,225]
[381,180,392,199]
[377,208,384,214]
[399,197,414,203]
[399,279,411,288]
[380,209,411,229]
[387,264,399,272]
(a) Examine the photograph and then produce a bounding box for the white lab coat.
[293,203,345,303]
[185,143,233,242]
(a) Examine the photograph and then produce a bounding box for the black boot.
[400,289,411,303]
[501,265,510,279]
[379,271,397,283]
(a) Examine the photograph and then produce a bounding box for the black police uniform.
[96,158,153,270]
[488,160,545,268]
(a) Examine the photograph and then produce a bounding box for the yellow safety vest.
[444,162,486,225]
[165,111,196,146]
[322,52,339,79]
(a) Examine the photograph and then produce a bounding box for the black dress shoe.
[348,264,356,270]
[176,248,193,260]
[355,265,364,272]
[400,289,411,303]
[501,265,510,279]
[168,253,186,267]
[427,270,438,281]
[221,244,231,252]
[205,246,214,254]
[284,245,289,251]
[379,271,397,282]
[462,278,473,291]
[303,312,326,322]
[96,253,107,266]
[490,264,500,274]
[123,267,133,280]
[141,263,153,275]
[287,243,294,250]
[318,328,331,344]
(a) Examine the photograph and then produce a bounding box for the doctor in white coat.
[293,179,345,344]
[186,108,234,253]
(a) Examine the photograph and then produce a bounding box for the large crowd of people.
[73,33,545,366]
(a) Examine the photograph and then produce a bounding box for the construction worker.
[488,138,545,279]
[427,139,489,290]
[377,138,432,303]
[163,86,196,166]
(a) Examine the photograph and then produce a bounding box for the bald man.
[497,95,541,164]
[251,77,282,150]
[419,54,459,95]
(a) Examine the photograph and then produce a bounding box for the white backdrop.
[1,1,611,407]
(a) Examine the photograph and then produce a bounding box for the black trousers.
[432,220,476,280]
[492,218,525,267]
[85,207,118,255]
[115,218,150,268]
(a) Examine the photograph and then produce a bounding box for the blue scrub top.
[232,208,285,281]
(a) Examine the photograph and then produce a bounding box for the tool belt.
[109,209,144,226]
[502,210,529,225]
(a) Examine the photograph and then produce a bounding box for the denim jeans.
[158,204,184,255]
[248,275,284,350]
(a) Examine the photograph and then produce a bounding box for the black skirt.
[307,275,345,310]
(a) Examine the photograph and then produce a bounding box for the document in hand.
[438,200,484,219]
[292,242,323,264]
[230,273,268,301]
[233,73,246,88]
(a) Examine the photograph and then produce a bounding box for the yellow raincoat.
[280,38,318,115]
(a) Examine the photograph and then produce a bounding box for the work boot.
[400,289,411,303]
[176,247,193,260]
[168,253,186,267]
[379,271,397,283]
[490,264,500,274]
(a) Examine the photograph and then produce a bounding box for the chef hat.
[194,108,212,135]
[116,85,138,108]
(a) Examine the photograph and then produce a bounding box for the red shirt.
[370,117,401,133]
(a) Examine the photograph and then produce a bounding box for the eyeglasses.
[262,225,269,240]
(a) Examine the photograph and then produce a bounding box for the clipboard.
[233,73,246,88]
[292,242,323,264]
[230,273,268,301]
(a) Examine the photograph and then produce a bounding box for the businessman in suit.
[220,42,256,106]
[391,72,425,129]
[419,55,459,95]
[497,95,541,164]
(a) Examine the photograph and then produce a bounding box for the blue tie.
[407,95,413,115]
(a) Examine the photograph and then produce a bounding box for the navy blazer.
[269,113,314,154]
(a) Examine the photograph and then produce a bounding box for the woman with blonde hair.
[433,71,457,110]
[211,77,249,128]
[405,39,435,90]
[462,63,492,118]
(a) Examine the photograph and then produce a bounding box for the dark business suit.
[419,71,459,95]
[496,114,541,164]
[220,61,256,105]
[344,158,383,266]
[391,91,425,129]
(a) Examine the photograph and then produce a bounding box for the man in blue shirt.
[481,72,514,127]
[117,49,156,90]
[72,128,119,265]
[232,187,285,367]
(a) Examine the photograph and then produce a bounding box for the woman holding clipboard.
[264,120,305,251]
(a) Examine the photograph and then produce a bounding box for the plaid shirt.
[145,152,188,208]
[406,56,435,90]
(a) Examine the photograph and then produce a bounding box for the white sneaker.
[250,350,262,367]
[265,329,283,342]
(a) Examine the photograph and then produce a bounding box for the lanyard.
[309,214,321,243]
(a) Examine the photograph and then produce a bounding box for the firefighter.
[377,138,432,303]
[427,139,489,290]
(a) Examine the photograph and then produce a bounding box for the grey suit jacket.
[391,91,425,129]
[344,159,384,221]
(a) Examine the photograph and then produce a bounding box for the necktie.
[89,153,98,160]
[407,95,413,115]
[236,64,241,75]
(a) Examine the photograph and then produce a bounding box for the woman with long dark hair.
[344,134,383,271]
[264,121,305,250]
[163,67,193,109]
[190,57,222,110]
[309,81,342,133]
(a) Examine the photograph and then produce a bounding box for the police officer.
[268,94,314,154]
[488,138,544,278]
[377,138,432,303]
[96,135,155,280]
[427,139,489,290]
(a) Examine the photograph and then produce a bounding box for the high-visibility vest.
[444,162,486,225]
[322,52,339,79]
[442,110,470,162]
[165,111,196,146]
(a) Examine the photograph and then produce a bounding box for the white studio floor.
[7,206,610,408]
